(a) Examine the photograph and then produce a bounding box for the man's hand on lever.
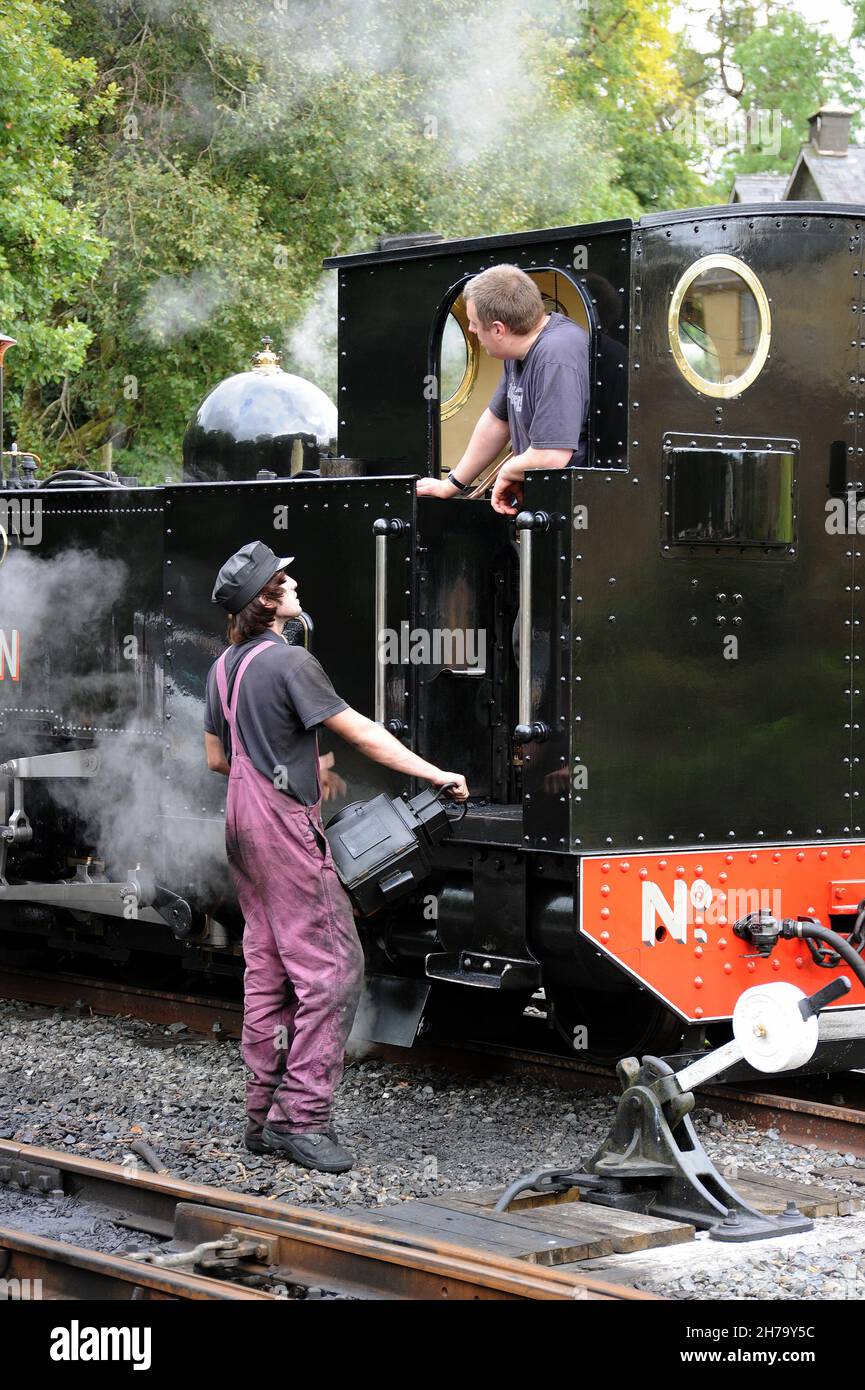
[429,771,469,802]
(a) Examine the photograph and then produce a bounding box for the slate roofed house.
[729,174,787,204]
[730,108,865,203]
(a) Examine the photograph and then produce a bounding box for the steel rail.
[0,964,244,1035]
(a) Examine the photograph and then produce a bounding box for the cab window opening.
[431,267,600,485]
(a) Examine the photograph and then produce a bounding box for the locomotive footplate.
[495,976,850,1242]
[425,950,541,990]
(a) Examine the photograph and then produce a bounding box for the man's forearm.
[451,409,511,483]
[348,717,445,780]
[328,709,445,782]
[204,733,230,775]
[502,447,573,481]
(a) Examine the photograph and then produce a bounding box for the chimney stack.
[808,108,853,156]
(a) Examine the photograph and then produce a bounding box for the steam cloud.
[136,270,232,346]
[285,276,339,401]
[0,549,230,905]
[189,0,604,228]
[0,547,127,649]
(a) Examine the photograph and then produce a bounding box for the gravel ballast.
[2,998,865,1300]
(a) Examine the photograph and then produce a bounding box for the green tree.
[0,0,114,451]
[690,2,865,197]
[42,0,437,479]
[541,0,705,212]
[31,0,706,480]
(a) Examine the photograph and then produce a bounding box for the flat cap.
[211,541,293,614]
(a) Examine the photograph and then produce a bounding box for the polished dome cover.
[182,357,338,482]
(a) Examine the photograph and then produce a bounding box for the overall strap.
[215,640,273,758]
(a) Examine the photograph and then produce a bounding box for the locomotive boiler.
[1,200,864,1077]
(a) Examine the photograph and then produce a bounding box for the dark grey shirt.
[204,631,347,805]
[488,312,589,467]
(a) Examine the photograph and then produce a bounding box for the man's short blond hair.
[463,264,545,336]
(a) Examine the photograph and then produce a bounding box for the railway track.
[0,1142,645,1300]
[419,1039,865,1159]
[3,963,865,1158]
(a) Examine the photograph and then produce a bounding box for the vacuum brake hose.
[785,919,865,991]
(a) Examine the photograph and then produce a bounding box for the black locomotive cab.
[0,202,864,1074]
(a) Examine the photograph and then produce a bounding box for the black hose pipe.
[41,469,123,489]
[783,919,865,991]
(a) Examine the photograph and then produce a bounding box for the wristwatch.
[447,473,472,494]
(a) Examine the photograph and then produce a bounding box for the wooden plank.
[446,1185,692,1249]
[814,1165,865,1185]
[432,1196,693,1253]
[734,1180,850,1219]
[319,1207,541,1262]
[358,1202,612,1265]
[447,1185,581,1213]
[736,1167,833,1196]
[733,1168,862,1218]
[514,1203,693,1253]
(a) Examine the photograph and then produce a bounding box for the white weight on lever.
[732,982,819,1074]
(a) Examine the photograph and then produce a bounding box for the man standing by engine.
[416,263,589,514]
[205,541,468,1173]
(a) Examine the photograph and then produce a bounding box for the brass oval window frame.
[668,253,771,399]
[440,300,479,421]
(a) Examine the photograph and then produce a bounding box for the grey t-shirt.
[204,631,347,805]
[488,312,589,467]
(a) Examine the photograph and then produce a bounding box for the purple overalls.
[215,641,364,1134]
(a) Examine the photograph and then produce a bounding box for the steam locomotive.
[1,200,864,1077]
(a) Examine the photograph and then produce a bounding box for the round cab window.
[440,307,478,419]
[669,255,770,398]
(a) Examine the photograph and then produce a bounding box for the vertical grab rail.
[373,517,407,734]
[514,509,551,745]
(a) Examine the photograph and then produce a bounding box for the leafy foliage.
[5,0,862,478]
[542,0,704,212]
[0,0,114,449]
[694,1,865,196]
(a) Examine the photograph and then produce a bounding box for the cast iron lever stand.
[495,976,851,1242]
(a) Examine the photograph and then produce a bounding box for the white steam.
[0,548,230,902]
[186,0,610,230]
[0,547,128,651]
[136,270,231,346]
[285,276,338,401]
[53,688,232,902]
[204,0,404,81]
[431,2,544,168]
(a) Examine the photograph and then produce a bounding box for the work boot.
[261,1124,355,1173]
[244,1122,269,1155]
